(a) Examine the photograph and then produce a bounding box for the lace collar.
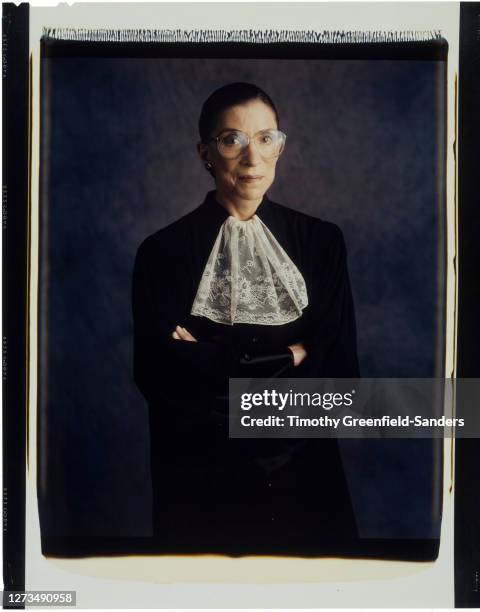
[191,199,308,326]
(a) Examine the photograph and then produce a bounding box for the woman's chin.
[235,182,268,201]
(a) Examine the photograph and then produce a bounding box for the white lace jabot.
[191,214,308,325]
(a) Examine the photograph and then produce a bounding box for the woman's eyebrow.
[215,127,276,136]
[215,127,241,135]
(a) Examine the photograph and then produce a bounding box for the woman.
[132,83,359,556]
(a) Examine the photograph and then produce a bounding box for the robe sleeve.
[132,236,231,409]
[299,223,360,378]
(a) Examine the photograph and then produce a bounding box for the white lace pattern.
[191,214,308,325]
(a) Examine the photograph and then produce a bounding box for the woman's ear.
[197,142,215,177]
[197,142,209,164]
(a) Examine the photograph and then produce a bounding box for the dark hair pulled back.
[199,82,280,143]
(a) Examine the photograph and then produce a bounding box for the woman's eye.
[223,134,241,146]
[260,134,273,145]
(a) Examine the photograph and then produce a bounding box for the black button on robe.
[132,191,360,556]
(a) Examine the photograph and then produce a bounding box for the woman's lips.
[239,175,264,183]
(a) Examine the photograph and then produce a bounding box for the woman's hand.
[288,342,307,367]
[172,325,197,342]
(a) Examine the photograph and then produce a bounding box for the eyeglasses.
[208,129,287,160]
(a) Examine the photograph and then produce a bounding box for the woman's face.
[201,99,280,205]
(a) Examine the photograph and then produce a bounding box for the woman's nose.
[241,140,262,165]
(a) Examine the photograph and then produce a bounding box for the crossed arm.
[171,324,307,367]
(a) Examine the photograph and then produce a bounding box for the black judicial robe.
[132,190,360,556]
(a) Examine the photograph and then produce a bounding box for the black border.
[41,37,448,61]
[2,2,29,607]
[455,2,480,608]
[40,535,438,561]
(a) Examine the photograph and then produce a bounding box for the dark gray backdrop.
[39,57,446,539]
